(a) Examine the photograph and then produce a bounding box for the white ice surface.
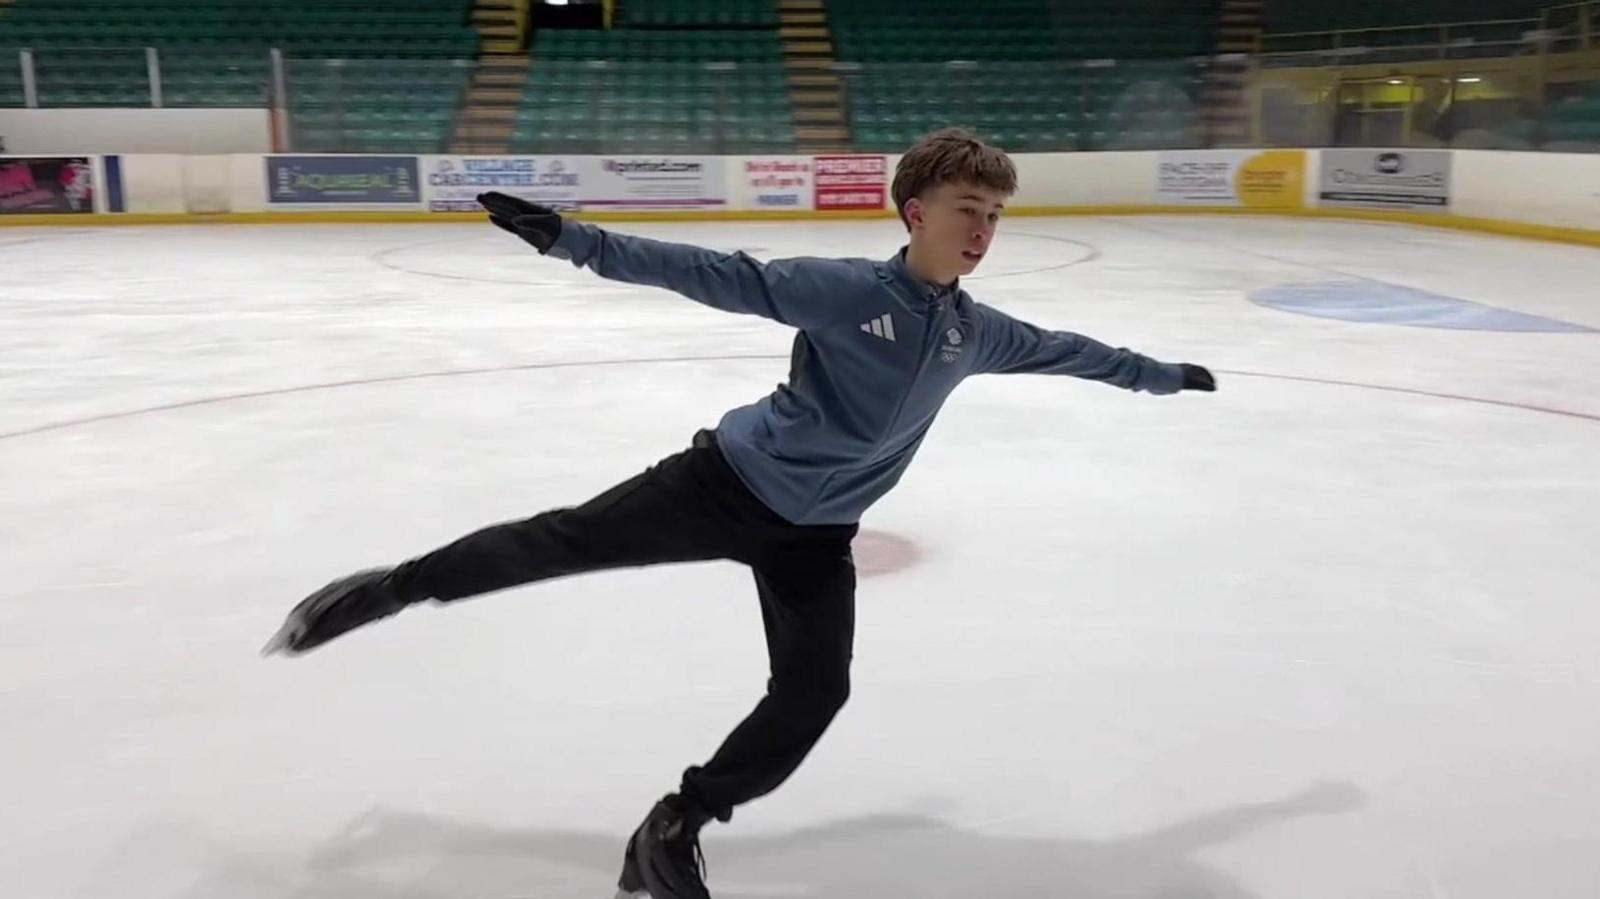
[2,216,1598,899]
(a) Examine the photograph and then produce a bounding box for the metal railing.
[1260,0,1600,67]
[495,58,1214,156]
[834,59,1209,153]
[283,57,474,153]
[1257,69,1600,151]
[1,46,274,109]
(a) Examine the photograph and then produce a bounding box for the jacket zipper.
[804,288,947,515]
[868,292,945,464]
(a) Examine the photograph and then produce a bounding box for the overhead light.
[1457,76,1482,83]
[1387,78,1405,85]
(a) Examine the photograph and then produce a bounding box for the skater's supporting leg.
[677,539,858,822]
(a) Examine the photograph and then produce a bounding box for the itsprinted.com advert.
[582,157,727,209]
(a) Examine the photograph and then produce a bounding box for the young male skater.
[264,128,1216,899]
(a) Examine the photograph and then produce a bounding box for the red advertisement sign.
[0,156,95,214]
[813,154,887,211]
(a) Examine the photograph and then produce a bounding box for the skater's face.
[903,181,1006,283]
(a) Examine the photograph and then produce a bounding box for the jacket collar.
[887,247,959,303]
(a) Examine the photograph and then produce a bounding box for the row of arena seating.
[1263,0,1547,33]
[1257,0,1597,153]
[514,60,792,154]
[0,53,24,106]
[1,49,274,107]
[0,52,475,144]
[5,0,1595,154]
[826,0,1217,62]
[288,59,473,153]
[616,0,778,28]
[0,0,476,53]
[845,62,1202,151]
[1541,83,1600,144]
[0,0,476,149]
[0,0,475,113]
[534,29,781,62]
[508,29,791,153]
[822,0,1211,151]
[498,1,1215,154]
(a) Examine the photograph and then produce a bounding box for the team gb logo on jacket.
[940,327,965,363]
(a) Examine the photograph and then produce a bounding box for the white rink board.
[49,148,1595,238]
[0,107,273,154]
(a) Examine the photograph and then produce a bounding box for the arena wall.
[1451,150,1600,232]
[3,145,1599,249]
[0,108,273,155]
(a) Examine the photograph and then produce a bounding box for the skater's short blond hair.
[891,127,1017,229]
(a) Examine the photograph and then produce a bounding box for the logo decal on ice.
[860,314,896,341]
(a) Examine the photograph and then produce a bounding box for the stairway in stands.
[780,0,850,151]
[451,0,530,153]
[1203,0,1263,146]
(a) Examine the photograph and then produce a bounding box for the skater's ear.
[903,195,928,233]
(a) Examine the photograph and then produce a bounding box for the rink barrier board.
[5,205,1600,249]
[4,147,1600,249]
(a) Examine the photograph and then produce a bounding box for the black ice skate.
[614,833,646,899]
[617,794,712,899]
[261,567,412,656]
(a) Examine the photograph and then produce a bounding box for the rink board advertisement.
[813,154,889,211]
[740,157,814,210]
[1319,149,1451,209]
[1155,150,1306,209]
[422,155,582,212]
[0,156,96,214]
[265,155,421,205]
[580,156,726,208]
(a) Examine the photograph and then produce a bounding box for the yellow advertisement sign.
[1236,149,1306,209]
[1157,149,1306,209]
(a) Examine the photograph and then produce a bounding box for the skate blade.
[260,615,304,657]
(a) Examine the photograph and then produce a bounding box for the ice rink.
[3,215,1598,899]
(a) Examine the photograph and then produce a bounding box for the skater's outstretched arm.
[970,303,1215,394]
[551,217,862,328]
[479,191,859,329]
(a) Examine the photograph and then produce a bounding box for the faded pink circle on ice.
[853,529,920,578]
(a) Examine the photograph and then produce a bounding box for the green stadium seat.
[0,0,477,143]
[827,0,1209,150]
[515,42,793,154]
[619,1,779,29]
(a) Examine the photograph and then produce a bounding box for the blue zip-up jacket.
[547,219,1185,525]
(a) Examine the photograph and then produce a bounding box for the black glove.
[478,191,563,254]
[1179,364,1216,392]
[261,567,411,656]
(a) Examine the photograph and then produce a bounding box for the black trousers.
[389,430,858,824]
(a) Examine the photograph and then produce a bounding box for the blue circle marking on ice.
[1250,281,1597,333]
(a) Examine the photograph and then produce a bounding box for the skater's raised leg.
[265,431,764,655]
